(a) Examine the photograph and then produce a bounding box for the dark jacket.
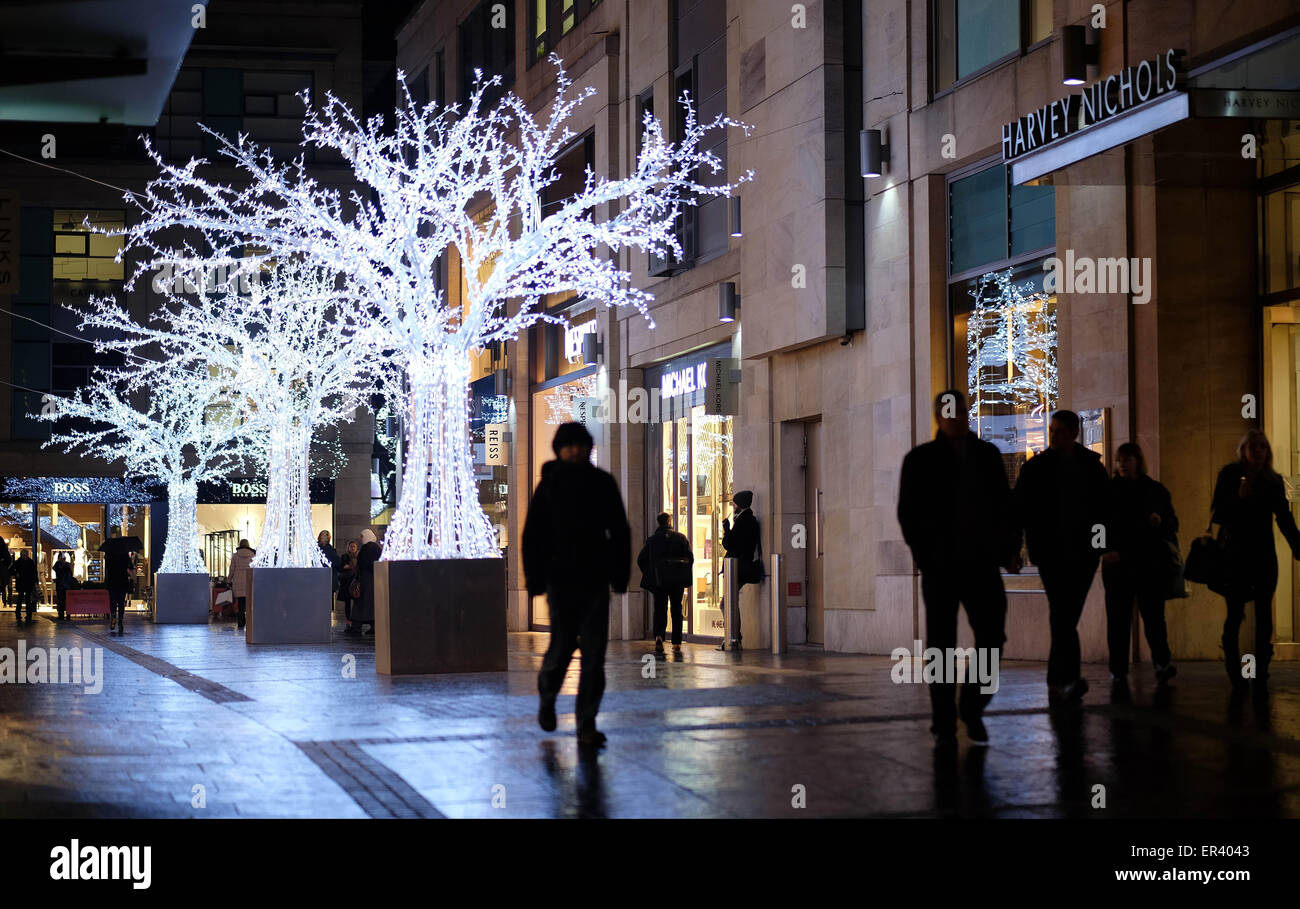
[522,459,632,597]
[0,539,11,579]
[319,541,339,591]
[1211,462,1300,575]
[1103,474,1178,563]
[338,551,358,598]
[53,559,75,589]
[637,526,693,592]
[1014,444,1110,566]
[12,555,37,592]
[353,541,382,623]
[103,550,134,592]
[898,431,1020,572]
[722,508,761,586]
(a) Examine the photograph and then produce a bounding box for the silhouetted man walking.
[1014,409,1109,706]
[898,390,1021,748]
[524,422,631,749]
[12,550,38,623]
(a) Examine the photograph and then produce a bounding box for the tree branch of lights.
[77,263,377,568]
[37,362,249,575]
[966,268,1057,426]
[109,56,752,561]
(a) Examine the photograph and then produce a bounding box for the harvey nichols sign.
[1003,49,1182,162]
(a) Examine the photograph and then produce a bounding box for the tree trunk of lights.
[160,478,205,574]
[254,419,322,567]
[384,353,499,561]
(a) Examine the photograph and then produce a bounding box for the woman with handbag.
[1101,442,1178,695]
[637,513,693,656]
[338,539,360,633]
[1210,429,1300,696]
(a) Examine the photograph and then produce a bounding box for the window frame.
[931,0,1053,100]
[528,0,603,67]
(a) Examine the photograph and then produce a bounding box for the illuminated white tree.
[37,361,248,574]
[112,59,752,560]
[966,268,1058,421]
[78,262,377,568]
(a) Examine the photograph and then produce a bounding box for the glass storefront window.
[1262,182,1300,296]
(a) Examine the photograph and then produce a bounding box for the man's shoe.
[672,643,682,655]
[362,625,374,636]
[716,642,727,652]
[963,715,989,745]
[577,727,607,748]
[538,700,557,732]
[1062,678,1089,703]
[654,636,665,656]
[1155,662,1177,683]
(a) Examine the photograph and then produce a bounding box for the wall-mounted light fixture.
[719,281,740,323]
[730,196,742,238]
[1062,24,1099,86]
[581,332,604,365]
[860,129,889,178]
[494,368,511,396]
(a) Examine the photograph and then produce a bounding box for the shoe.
[963,715,989,745]
[236,620,245,630]
[342,625,360,635]
[672,643,682,655]
[1154,662,1177,683]
[716,642,727,652]
[654,636,665,655]
[731,640,742,652]
[362,625,374,636]
[577,726,607,748]
[538,699,557,732]
[1062,678,1089,703]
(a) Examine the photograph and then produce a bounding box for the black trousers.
[236,596,247,624]
[1037,556,1099,687]
[1223,590,1276,681]
[920,561,1007,735]
[14,587,36,620]
[108,586,129,625]
[651,587,684,645]
[538,586,610,732]
[1102,558,1171,677]
[56,586,68,618]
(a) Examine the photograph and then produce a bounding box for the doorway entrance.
[1264,308,1300,654]
[803,420,825,645]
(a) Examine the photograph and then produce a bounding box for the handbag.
[1162,533,1190,600]
[348,577,362,599]
[744,536,767,585]
[1183,522,1228,593]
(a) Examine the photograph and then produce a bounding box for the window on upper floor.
[529,0,604,66]
[460,0,516,111]
[933,0,1053,94]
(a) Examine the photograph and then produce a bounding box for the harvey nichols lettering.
[1003,49,1180,162]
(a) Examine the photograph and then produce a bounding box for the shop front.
[195,477,334,579]
[0,476,159,609]
[642,342,739,642]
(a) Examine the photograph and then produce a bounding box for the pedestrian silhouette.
[898,389,1021,748]
[524,422,631,749]
[52,552,75,621]
[1101,441,1178,699]
[1211,429,1300,698]
[11,550,37,624]
[1014,409,1109,707]
[638,512,693,656]
[720,489,761,651]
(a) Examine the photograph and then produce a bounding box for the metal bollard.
[723,557,740,650]
[770,553,785,654]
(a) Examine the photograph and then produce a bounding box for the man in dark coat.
[898,389,1022,748]
[720,489,761,650]
[52,552,75,621]
[523,422,631,749]
[637,512,693,656]
[0,537,12,606]
[353,529,382,636]
[12,550,38,623]
[102,529,136,634]
[1014,409,1110,706]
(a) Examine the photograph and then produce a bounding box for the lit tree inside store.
[76,262,378,568]
[965,267,1057,432]
[109,59,752,561]
[37,360,250,575]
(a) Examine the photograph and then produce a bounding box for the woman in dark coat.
[317,530,339,595]
[1211,429,1300,695]
[1101,442,1178,692]
[353,528,382,636]
[637,512,694,656]
[337,539,359,631]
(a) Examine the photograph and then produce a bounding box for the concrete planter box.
[375,558,507,674]
[247,566,332,644]
[154,572,212,624]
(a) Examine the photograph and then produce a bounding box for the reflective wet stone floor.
[1,607,1298,818]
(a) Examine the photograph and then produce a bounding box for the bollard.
[770,552,785,654]
[723,557,741,650]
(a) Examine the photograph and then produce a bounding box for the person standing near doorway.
[0,537,12,608]
[52,552,74,621]
[898,389,1021,748]
[229,539,256,631]
[524,422,632,749]
[318,530,339,608]
[338,539,359,631]
[1211,429,1300,698]
[637,512,693,656]
[720,490,761,651]
[12,550,37,624]
[353,529,382,636]
[1014,409,1110,708]
[103,530,135,635]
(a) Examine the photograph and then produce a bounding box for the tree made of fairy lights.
[77,263,377,568]
[109,59,752,561]
[965,268,1057,428]
[37,361,250,575]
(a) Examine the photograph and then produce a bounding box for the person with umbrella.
[100,528,144,634]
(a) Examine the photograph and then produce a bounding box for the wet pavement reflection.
[1,610,1298,818]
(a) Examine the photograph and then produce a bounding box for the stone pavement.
[1,606,1298,818]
